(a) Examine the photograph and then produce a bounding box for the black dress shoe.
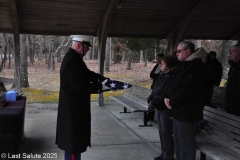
[154,156,163,160]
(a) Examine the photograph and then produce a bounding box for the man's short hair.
[180,41,195,54]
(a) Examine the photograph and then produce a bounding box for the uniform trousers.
[65,152,81,160]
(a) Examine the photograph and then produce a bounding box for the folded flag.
[99,78,132,91]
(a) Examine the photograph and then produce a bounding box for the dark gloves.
[148,102,155,112]
[97,73,106,82]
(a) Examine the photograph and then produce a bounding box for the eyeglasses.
[176,48,187,53]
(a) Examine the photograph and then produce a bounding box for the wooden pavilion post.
[97,0,120,106]
[97,34,107,106]
[10,0,20,93]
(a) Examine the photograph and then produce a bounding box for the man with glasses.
[225,44,240,117]
[164,41,207,160]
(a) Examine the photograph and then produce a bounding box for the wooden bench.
[210,86,225,109]
[110,84,152,127]
[196,106,240,160]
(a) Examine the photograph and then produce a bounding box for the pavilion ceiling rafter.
[166,0,213,51]
[1,0,240,40]
[167,0,213,39]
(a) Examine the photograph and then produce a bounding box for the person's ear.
[186,49,191,56]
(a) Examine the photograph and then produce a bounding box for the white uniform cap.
[70,35,93,47]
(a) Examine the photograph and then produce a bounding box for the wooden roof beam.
[166,0,212,39]
[96,0,120,39]
[10,0,21,92]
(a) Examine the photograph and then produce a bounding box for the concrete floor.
[2,101,211,160]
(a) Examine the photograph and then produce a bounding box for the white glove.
[102,79,111,91]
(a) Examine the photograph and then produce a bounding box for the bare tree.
[105,37,110,72]
[113,46,121,64]
[127,51,133,70]
[48,36,53,70]
[140,50,144,62]
[39,35,46,61]
[7,36,13,69]
[92,37,98,60]
[45,36,51,64]
[92,37,96,60]
[144,49,147,67]
[38,35,48,61]
[53,36,71,63]
[27,34,36,65]
[0,34,8,72]
[19,34,29,87]
[121,51,125,61]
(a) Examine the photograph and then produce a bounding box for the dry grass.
[1,60,154,103]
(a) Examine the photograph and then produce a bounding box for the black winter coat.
[56,48,102,153]
[150,64,161,89]
[167,59,207,122]
[148,71,174,110]
[225,60,240,116]
[207,58,223,86]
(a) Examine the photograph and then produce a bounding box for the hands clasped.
[164,98,172,109]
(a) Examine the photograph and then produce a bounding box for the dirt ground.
[0,60,155,91]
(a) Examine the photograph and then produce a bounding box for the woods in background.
[0,33,236,88]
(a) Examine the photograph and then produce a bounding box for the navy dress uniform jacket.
[56,48,102,153]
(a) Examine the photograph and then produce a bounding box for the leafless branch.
[53,37,71,56]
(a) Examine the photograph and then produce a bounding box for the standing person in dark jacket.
[56,35,110,160]
[150,53,165,89]
[208,51,223,86]
[164,42,207,160]
[225,44,240,117]
[204,51,223,107]
[147,55,176,160]
[147,53,165,121]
